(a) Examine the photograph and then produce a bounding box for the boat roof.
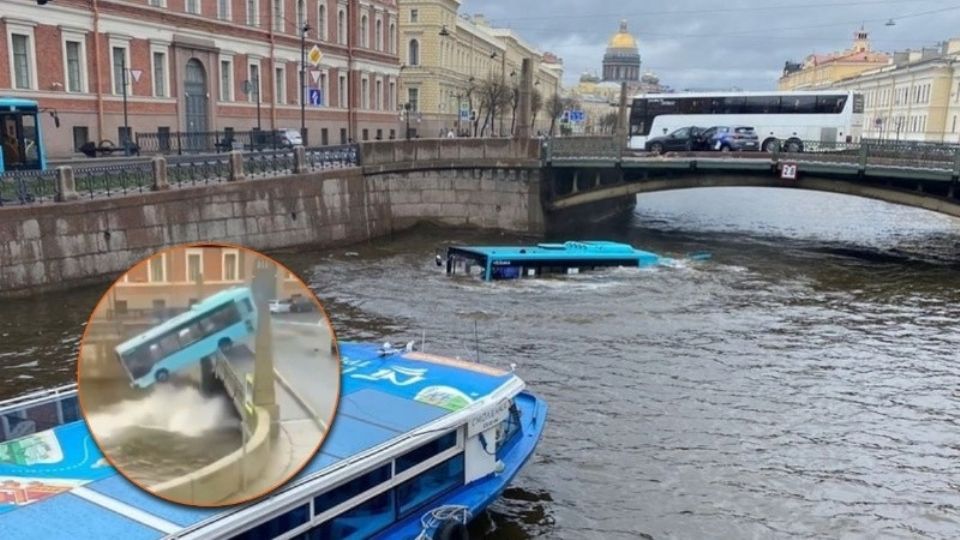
[449,241,661,262]
[0,342,521,539]
[116,287,252,353]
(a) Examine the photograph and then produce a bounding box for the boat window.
[396,454,465,518]
[61,396,80,423]
[300,490,395,540]
[496,402,522,460]
[229,504,309,540]
[314,463,392,514]
[395,431,457,474]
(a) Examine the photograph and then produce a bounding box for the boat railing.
[0,383,77,415]
[415,505,472,540]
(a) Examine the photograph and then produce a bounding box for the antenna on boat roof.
[474,320,480,363]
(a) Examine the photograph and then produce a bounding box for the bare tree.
[478,75,511,137]
[529,88,544,133]
[546,93,564,137]
[598,111,619,134]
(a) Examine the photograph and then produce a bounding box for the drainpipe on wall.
[347,0,356,141]
[269,7,277,132]
[92,0,104,144]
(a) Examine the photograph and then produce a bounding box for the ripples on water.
[2,188,959,539]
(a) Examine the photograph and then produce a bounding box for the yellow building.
[832,39,960,143]
[779,28,890,90]
[397,1,563,137]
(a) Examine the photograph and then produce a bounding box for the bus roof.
[115,287,253,353]
[0,96,40,111]
[632,90,855,100]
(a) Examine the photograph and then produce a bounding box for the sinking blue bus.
[0,97,51,174]
[115,287,258,388]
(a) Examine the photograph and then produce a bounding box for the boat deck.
[0,342,518,539]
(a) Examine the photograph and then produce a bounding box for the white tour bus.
[628,90,865,152]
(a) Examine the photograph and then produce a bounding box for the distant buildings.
[568,20,668,134]
[396,2,563,137]
[782,28,960,143]
[778,28,890,91]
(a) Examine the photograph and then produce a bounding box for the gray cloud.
[460,0,960,90]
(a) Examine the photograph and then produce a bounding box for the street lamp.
[300,21,312,144]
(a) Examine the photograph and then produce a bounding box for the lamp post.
[300,21,312,143]
[120,54,131,155]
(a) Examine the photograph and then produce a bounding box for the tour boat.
[0,341,547,539]
[441,240,663,281]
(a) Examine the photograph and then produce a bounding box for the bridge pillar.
[251,263,280,438]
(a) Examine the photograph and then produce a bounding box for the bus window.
[816,96,847,114]
[1,115,21,170]
[242,298,254,313]
[782,96,817,114]
[744,96,781,114]
[20,113,39,167]
[159,334,180,356]
[178,326,198,348]
[150,343,163,361]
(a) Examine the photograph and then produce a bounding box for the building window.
[72,126,89,152]
[375,79,382,110]
[338,74,347,108]
[318,3,327,40]
[389,81,396,110]
[337,9,346,45]
[218,0,231,20]
[111,45,130,96]
[10,32,35,90]
[64,39,85,93]
[389,22,396,53]
[408,39,419,66]
[152,51,168,97]
[296,0,305,27]
[375,19,382,51]
[148,255,166,283]
[319,71,328,105]
[360,14,368,48]
[410,8,418,22]
[186,250,203,282]
[220,59,233,101]
[148,0,164,6]
[275,65,286,104]
[246,0,259,26]
[361,77,369,109]
[186,0,200,14]
[223,250,239,281]
[953,115,957,133]
[272,0,284,32]
[249,63,261,103]
[408,87,419,112]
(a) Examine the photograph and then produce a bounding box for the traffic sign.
[781,162,798,180]
[307,45,323,67]
[569,110,585,123]
[129,69,143,83]
[310,70,322,84]
[459,102,470,120]
[308,88,323,106]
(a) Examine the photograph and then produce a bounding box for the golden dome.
[608,20,637,49]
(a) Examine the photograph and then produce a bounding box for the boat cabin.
[444,241,662,281]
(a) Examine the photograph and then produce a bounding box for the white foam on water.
[87,385,239,441]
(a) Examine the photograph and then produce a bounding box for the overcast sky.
[460,0,960,91]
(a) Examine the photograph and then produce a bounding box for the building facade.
[396,1,562,137]
[831,39,960,143]
[778,28,890,90]
[1,0,401,158]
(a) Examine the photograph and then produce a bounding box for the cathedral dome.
[607,20,638,50]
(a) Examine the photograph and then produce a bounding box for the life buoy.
[434,519,469,540]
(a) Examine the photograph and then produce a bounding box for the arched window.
[389,22,396,53]
[317,4,326,40]
[360,14,368,48]
[296,0,304,28]
[337,9,346,45]
[375,19,382,50]
[408,39,419,66]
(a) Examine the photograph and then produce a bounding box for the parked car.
[279,128,303,147]
[289,295,316,313]
[702,126,760,152]
[268,299,292,314]
[645,126,708,154]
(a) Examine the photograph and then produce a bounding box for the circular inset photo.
[77,243,340,507]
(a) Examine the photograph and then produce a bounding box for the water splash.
[87,385,239,441]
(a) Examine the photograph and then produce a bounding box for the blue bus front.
[0,97,47,174]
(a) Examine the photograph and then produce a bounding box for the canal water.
[2,187,960,539]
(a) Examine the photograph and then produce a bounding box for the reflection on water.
[2,187,960,538]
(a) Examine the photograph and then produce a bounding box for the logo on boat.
[0,431,63,467]
[414,386,474,412]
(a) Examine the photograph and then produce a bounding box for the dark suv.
[645,127,708,154]
[702,126,760,152]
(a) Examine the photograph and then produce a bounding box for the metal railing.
[305,144,361,170]
[243,149,295,178]
[74,162,154,199]
[168,153,232,187]
[0,168,59,206]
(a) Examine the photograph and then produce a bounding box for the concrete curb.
[273,368,327,432]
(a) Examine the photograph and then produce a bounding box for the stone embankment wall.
[0,139,544,297]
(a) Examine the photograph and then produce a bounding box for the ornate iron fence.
[305,144,361,170]
[73,162,154,199]
[0,168,59,206]
[243,149,295,178]
[167,154,231,187]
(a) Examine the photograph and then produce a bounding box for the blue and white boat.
[442,240,663,281]
[0,341,547,540]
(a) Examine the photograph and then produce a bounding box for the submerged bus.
[115,287,258,388]
[628,90,865,152]
[0,97,49,174]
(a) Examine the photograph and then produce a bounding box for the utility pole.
[120,53,130,155]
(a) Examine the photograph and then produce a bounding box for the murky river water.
[2,187,960,539]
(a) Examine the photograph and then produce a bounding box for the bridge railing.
[360,138,541,166]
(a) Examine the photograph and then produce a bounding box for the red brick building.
[0,0,401,158]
